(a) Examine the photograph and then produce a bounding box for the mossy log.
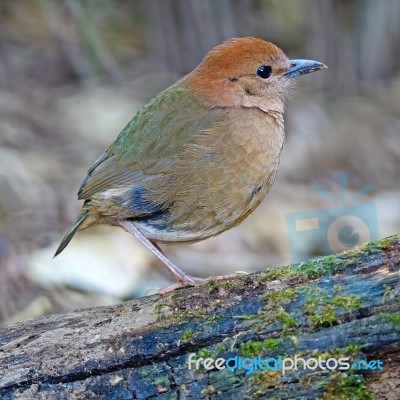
[0,235,399,399]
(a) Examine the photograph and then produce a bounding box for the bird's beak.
[284,59,327,78]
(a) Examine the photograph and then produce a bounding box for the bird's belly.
[135,124,283,243]
[133,170,277,244]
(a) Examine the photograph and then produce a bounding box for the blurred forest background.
[0,0,399,323]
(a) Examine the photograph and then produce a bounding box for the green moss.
[331,293,362,309]
[261,265,292,281]
[322,255,340,270]
[247,345,367,397]
[179,328,194,341]
[343,343,361,355]
[389,313,400,325]
[216,344,225,353]
[153,303,166,320]
[191,347,217,372]
[262,287,297,303]
[379,237,393,249]
[201,385,216,396]
[238,305,297,336]
[303,285,362,328]
[380,312,400,325]
[222,279,236,289]
[255,286,298,336]
[237,314,260,321]
[250,370,281,397]
[261,254,342,284]
[313,344,361,362]
[153,374,170,388]
[206,279,218,289]
[345,236,389,259]
[296,258,334,278]
[169,290,179,304]
[206,277,236,292]
[264,338,281,352]
[346,235,398,259]
[322,373,373,400]
[364,241,379,254]
[239,338,281,358]
[197,348,215,360]
[306,307,338,327]
[363,239,383,254]
[258,305,297,335]
[168,310,199,323]
[250,369,280,385]
[240,339,263,357]
[279,309,297,333]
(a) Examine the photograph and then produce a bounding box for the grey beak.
[284,59,327,78]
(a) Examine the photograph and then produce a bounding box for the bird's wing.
[78,84,220,202]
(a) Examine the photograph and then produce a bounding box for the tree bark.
[0,235,399,399]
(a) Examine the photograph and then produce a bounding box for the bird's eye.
[256,65,272,79]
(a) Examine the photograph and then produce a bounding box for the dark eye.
[256,65,272,79]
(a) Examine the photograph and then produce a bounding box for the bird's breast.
[222,107,285,177]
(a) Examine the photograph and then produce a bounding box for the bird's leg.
[118,219,243,294]
[118,219,198,284]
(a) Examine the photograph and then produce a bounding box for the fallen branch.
[0,235,399,399]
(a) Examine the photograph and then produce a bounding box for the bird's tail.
[54,203,91,257]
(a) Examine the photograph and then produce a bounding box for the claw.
[158,271,246,295]
[158,282,190,295]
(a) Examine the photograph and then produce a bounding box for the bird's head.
[184,37,327,113]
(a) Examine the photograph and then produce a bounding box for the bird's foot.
[157,271,248,295]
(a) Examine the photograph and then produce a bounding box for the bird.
[54,37,326,293]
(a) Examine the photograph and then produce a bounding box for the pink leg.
[118,219,241,294]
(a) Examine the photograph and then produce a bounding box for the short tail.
[54,205,90,257]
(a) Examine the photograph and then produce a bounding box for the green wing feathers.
[77,85,218,201]
[55,84,221,253]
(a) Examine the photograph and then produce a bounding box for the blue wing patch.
[125,187,173,234]
[127,186,163,216]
